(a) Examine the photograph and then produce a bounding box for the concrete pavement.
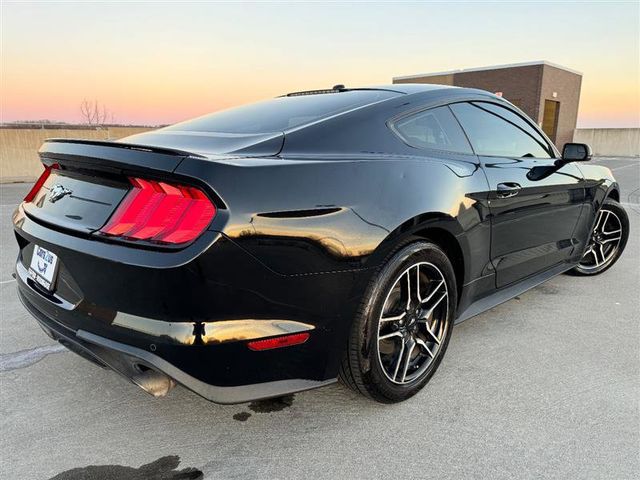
[1,157,638,479]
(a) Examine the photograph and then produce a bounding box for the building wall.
[0,126,154,183]
[574,128,640,157]
[453,65,543,123]
[392,63,583,149]
[539,65,582,149]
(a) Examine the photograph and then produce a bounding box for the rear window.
[165,90,400,134]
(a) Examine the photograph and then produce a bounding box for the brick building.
[393,61,582,149]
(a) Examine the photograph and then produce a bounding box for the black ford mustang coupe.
[14,85,629,404]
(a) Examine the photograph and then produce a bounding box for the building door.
[542,100,560,143]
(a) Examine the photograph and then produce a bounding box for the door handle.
[496,182,521,198]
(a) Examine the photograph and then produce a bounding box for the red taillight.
[247,332,310,351]
[100,177,216,245]
[23,164,58,203]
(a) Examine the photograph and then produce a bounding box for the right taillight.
[23,164,58,203]
[99,177,216,245]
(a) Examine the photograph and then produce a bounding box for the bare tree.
[79,99,111,127]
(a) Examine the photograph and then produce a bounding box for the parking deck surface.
[1,157,638,479]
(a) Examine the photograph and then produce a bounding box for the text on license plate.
[28,245,58,291]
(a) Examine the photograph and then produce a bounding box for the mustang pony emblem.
[49,184,72,203]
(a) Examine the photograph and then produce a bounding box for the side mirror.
[562,143,592,162]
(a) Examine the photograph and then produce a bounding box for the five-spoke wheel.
[339,241,456,403]
[571,199,629,276]
[377,262,449,385]
[579,207,623,270]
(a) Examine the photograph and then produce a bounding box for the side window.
[473,102,552,153]
[450,102,553,158]
[392,106,473,154]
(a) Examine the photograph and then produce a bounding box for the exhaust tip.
[133,366,176,398]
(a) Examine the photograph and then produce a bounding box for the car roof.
[369,84,505,100]
[283,83,502,101]
[283,84,454,95]
[272,84,510,137]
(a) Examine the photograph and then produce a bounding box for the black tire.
[570,199,629,276]
[339,241,457,403]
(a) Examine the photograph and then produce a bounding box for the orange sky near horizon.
[2,1,639,128]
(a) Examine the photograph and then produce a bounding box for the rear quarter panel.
[175,153,492,285]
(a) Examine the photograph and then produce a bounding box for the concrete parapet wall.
[574,128,639,157]
[1,127,154,183]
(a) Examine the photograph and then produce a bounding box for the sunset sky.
[2,1,639,127]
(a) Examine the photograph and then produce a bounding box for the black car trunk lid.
[23,170,129,234]
[25,139,193,235]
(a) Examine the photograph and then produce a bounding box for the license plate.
[28,245,59,291]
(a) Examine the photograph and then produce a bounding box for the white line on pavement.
[612,163,640,172]
[0,279,16,285]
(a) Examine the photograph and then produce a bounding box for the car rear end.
[13,139,336,403]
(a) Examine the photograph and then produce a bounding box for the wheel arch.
[606,185,620,202]
[368,212,468,303]
[413,226,465,301]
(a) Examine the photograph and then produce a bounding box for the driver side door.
[450,101,586,288]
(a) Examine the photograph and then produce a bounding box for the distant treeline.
[0,123,166,130]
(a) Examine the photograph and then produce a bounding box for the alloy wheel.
[579,208,623,271]
[377,262,450,385]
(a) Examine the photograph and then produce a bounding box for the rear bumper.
[13,206,363,403]
[19,286,336,404]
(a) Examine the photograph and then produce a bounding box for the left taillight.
[23,164,58,203]
[247,332,311,351]
[99,177,216,245]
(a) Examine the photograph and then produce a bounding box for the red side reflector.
[100,177,216,245]
[23,164,58,203]
[247,332,310,351]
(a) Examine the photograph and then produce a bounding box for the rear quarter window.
[392,106,473,155]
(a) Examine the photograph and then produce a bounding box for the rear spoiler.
[39,139,205,174]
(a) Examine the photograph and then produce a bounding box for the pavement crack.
[0,344,66,372]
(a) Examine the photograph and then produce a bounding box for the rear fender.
[176,154,490,281]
